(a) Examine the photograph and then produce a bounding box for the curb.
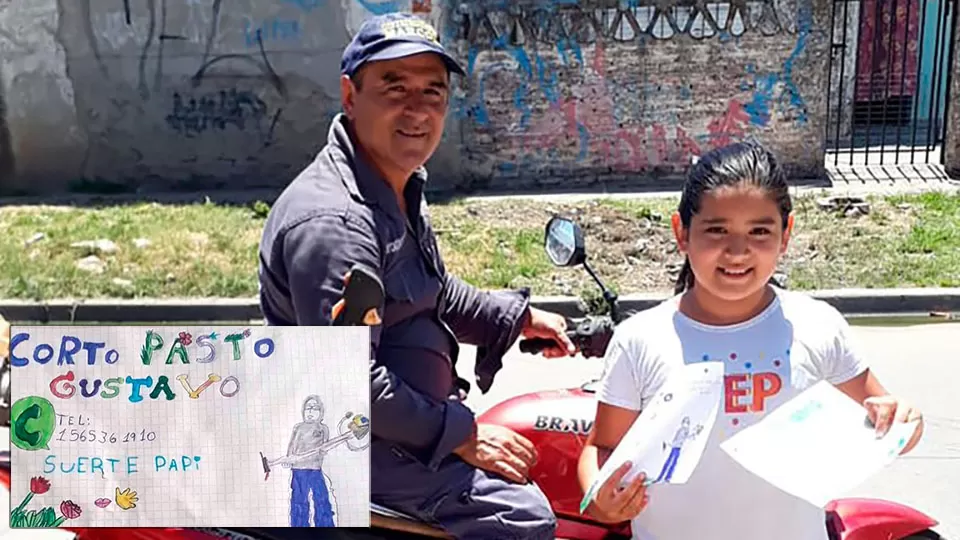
[0,288,958,323]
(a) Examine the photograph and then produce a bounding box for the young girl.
[577,141,924,540]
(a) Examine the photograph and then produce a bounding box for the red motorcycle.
[0,217,944,540]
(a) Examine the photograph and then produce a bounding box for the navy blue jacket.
[258,114,531,469]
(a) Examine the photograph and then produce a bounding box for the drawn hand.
[453,424,538,484]
[586,461,649,524]
[115,487,138,510]
[863,395,923,453]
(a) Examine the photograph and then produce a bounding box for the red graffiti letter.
[724,374,749,413]
[751,372,783,412]
[50,371,76,399]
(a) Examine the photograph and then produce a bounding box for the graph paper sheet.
[8,325,371,528]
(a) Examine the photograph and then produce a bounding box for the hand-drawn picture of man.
[284,395,335,526]
[652,416,704,484]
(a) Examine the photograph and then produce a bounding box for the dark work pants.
[370,440,557,540]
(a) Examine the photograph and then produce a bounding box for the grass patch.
[0,192,956,301]
[0,200,262,300]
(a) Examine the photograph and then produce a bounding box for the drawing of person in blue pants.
[284,395,336,527]
[652,416,704,484]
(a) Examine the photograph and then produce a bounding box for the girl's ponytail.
[674,256,695,294]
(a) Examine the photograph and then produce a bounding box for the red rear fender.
[825,498,938,540]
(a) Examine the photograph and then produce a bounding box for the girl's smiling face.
[673,184,793,303]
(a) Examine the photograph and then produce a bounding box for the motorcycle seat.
[371,503,418,521]
[370,503,452,539]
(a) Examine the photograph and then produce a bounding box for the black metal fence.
[826,0,957,166]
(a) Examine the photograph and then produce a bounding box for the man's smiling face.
[342,52,450,179]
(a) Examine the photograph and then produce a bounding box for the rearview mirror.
[544,216,586,267]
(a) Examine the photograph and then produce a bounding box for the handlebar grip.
[519,338,556,354]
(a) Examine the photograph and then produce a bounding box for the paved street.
[2,321,957,539]
[460,321,960,539]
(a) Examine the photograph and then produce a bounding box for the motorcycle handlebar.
[518,316,616,359]
[518,337,559,354]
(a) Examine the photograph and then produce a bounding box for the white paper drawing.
[581,361,724,513]
[7,325,371,528]
[720,380,919,507]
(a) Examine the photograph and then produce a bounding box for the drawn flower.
[178,332,193,346]
[30,476,50,495]
[94,498,111,508]
[60,500,82,519]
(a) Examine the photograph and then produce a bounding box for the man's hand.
[521,307,577,358]
[863,395,923,454]
[453,424,538,483]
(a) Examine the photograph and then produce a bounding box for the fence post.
[945,0,960,177]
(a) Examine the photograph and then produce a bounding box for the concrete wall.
[0,0,889,195]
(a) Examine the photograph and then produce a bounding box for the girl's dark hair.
[674,141,792,294]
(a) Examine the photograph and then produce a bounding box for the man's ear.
[671,212,689,254]
[340,75,355,118]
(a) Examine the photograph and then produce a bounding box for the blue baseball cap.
[340,13,465,78]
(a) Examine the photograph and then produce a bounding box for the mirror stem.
[583,260,619,321]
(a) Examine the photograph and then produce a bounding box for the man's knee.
[501,482,557,539]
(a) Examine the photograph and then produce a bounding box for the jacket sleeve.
[439,274,532,393]
[281,215,475,469]
[440,274,531,347]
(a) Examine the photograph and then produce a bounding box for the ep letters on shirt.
[8,326,371,528]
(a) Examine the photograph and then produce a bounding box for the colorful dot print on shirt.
[712,345,793,434]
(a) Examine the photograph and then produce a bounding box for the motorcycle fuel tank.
[477,385,631,539]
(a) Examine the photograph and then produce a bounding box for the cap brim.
[365,41,465,76]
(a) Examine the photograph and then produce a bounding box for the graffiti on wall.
[166,89,274,140]
[244,18,302,47]
[68,0,383,186]
[81,0,299,127]
[455,0,814,177]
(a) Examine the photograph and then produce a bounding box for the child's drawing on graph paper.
[651,416,705,484]
[258,395,371,527]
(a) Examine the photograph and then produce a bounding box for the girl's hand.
[586,461,649,523]
[863,395,923,453]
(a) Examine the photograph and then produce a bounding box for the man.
[284,395,335,527]
[258,12,576,539]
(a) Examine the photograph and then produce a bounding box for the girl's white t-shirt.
[597,287,868,540]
